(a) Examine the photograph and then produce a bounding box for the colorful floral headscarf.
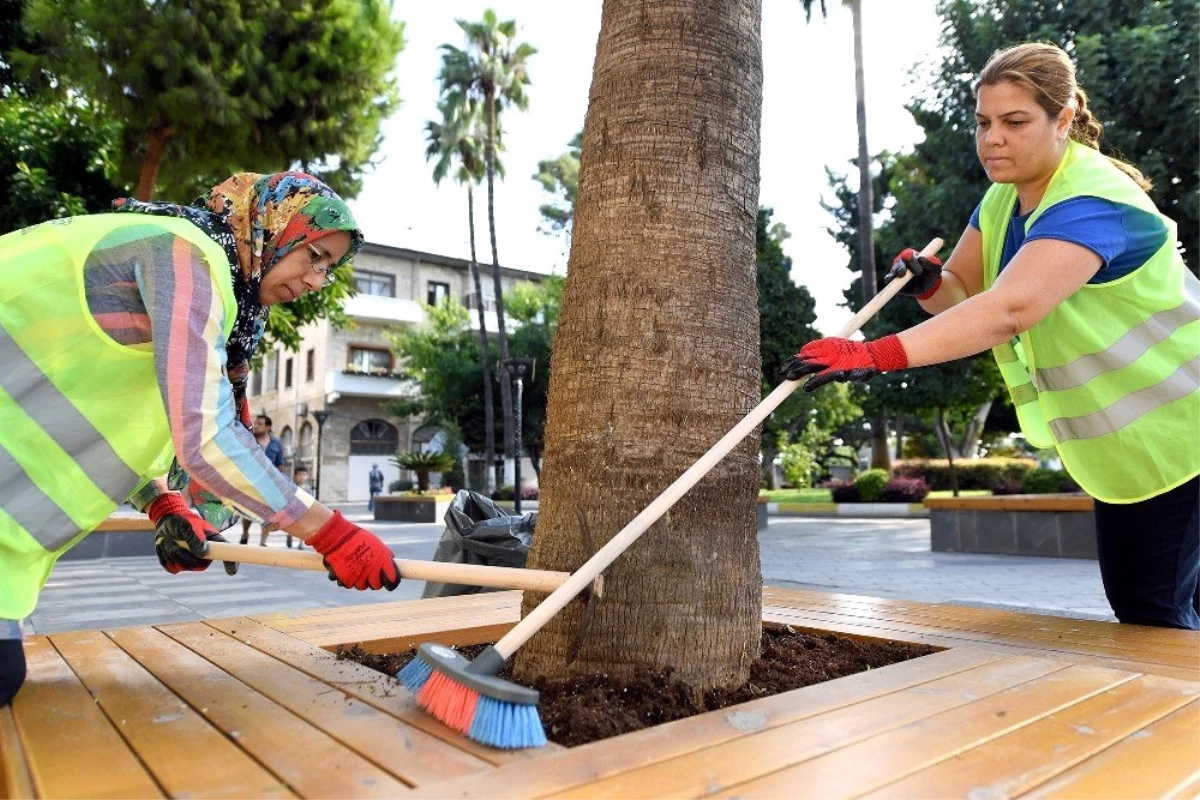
[113,172,363,394]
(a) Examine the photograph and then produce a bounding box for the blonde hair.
[976,42,1150,190]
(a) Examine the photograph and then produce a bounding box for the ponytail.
[1070,87,1151,190]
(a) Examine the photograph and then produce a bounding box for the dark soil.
[337,625,937,747]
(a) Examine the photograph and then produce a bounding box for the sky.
[349,1,945,334]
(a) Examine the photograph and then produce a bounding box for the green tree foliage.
[533,131,580,237]
[386,281,559,479]
[917,0,1197,274]
[0,95,120,233]
[23,0,404,201]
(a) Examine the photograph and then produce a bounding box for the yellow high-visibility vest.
[0,215,236,618]
[978,140,1200,503]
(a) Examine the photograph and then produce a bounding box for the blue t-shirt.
[969,196,1168,284]
[263,436,285,468]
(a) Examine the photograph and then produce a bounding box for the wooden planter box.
[373,494,454,523]
[925,493,1097,559]
[4,588,1196,798]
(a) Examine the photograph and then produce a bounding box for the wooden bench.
[2,589,1196,798]
[925,493,1098,559]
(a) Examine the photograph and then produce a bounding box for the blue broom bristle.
[468,695,547,750]
[396,655,433,695]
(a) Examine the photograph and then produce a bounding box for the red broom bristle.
[417,670,480,733]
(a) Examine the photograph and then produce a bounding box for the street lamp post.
[312,409,331,502]
[500,357,536,514]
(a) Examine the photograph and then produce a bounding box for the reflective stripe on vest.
[1035,283,1200,393]
[1048,357,1200,442]
[0,328,139,549]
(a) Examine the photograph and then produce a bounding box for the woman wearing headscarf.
[0,173,400,706]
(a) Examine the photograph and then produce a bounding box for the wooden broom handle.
[491,237,944,659]
[203,541,571,593]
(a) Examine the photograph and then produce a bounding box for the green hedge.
[893,458,1037,491]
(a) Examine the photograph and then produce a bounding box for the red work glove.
[885,248,943,299]
[307,511,400,591]
[146,493,237,576]
[780,334,909,391]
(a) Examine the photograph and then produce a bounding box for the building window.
[347,346,392,375]
[284,357,293,389]
[355,270,395,297]
[279,426,294,464]
[306,349,315,382]
[350,419,399,455]
[250,368,263,396]
[264,352,279,393]
[298,422,313,464]
[427,280,451,306]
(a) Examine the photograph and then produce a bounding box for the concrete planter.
[373,494,454,523]
[925,494,1096,559]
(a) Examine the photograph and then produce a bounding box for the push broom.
[399,238,945,749]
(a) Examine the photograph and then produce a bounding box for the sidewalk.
[25,504,1114,635]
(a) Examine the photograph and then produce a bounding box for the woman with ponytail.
[783,42,1199,630]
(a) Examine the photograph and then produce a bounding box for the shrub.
[521,485,540,500]
[830,480,858,503]
[893,458,1036,491]
[393,450,458,491]
[1022,468,1073,494]
[881,477,930,503]
[991,479,1025,495]
[387,479,414,493]
[854,469,890,503]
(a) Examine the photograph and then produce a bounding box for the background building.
[248,242,545,502]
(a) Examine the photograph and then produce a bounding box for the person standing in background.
[368,463,385,512]
[239,414,285,546]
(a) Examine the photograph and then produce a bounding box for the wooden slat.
[1019,700,1200,800]
[408,649,1033,800]
[50,630,293,800]
[924,495,1093,512]
[0,706,34,800]
[157,621,494,787]
[93,516,155,532]
[762,598,1199,678]
[865,674,1198,799]
[250,593,522,652]
[709,664,1138,799]
[107,626,411,798]
[553,656,1081,800]
[205,616,559,766]
[11,637,162,799]
[765,587,1200,657]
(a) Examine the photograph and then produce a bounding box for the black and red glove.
[885,248,943,299]
[780,334,909,391]
[307,511,400,591]
[146,493,237,576]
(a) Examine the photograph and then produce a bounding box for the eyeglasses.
[307,243,340,286]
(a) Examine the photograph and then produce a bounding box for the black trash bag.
[421,489,536,598]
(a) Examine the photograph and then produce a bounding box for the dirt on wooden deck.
[337,624,937,747]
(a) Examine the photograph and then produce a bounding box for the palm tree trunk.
[515,0,764,690]
[851,0,875,306]
[135,125,172,201]
[467,185,496,494]
[485,93,516,489]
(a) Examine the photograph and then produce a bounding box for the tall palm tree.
[438,10,536,488]
[802,0,889,469]
[515,0,764,690]
[801,0,876,306]
[424,95,499,493]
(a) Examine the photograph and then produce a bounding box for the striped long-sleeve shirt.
[85,225,312,526]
